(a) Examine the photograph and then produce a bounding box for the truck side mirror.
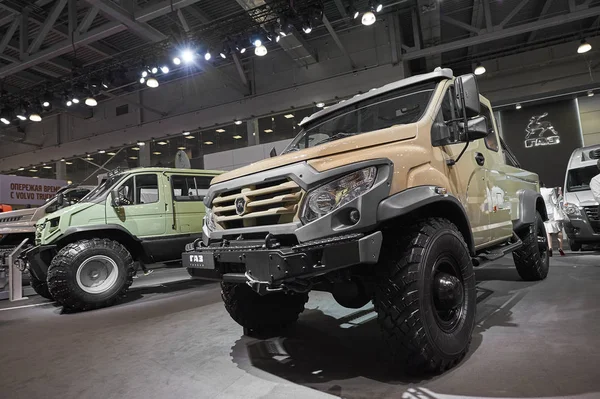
[269,147,277,158]
[431,122,455,147]
[56,193,64,207]
[455,74,480,119]
[460,115,489,141]
[110,189,121,207]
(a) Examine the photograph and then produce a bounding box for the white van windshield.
[567,166,599,192]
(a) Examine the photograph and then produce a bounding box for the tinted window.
[285,82,436,152]
[64,189,90,205]
[171,175,212,201]
[567,166,599,192]
[116,174,159,205]
[480,104,499,152]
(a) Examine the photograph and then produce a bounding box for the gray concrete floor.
[0,255,599,399]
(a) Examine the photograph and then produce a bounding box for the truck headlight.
[565,203,581,217]
[301,167,377,223]
[204,208,216,232]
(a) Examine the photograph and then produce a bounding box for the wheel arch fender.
[377,186,475,255]
[55,225,148,262]
[514,189,548,232]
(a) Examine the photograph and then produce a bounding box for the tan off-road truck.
[182,68,550,373]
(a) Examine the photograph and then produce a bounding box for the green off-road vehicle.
[22,167,220,310]
[183,69,550,373]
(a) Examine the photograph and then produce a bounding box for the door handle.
[475,152,485,166]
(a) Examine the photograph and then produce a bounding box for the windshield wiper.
[313,132,357,146]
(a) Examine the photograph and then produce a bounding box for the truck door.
[437,85,490,248]
[479,103,514,244]
[169,174,211,234]
[105,173,166,237]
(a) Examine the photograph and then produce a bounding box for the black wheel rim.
[431,256,465,333]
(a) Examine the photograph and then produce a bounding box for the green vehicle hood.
[36,201,97,227]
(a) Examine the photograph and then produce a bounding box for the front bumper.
[183,231,383,294]
[22,245,55,281]
[564,217,600,243]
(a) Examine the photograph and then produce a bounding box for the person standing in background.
[540,185,565,256]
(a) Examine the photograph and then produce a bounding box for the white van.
[563,144,600,250]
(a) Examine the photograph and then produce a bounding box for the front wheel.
[221,282,308,336]
[47,239,135,311]
[569,239,581,252]
[512,211,550,281]
[374,218,476,374]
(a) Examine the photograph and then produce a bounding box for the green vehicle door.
[168,174,212,233]
[105,172,167,237]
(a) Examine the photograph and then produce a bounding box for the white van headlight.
[565,203,581,216]
[301,167,377,223]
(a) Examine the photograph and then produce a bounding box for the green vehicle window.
[172,175,212,201]
[117,174,159,205]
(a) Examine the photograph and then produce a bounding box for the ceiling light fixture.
[233,135,242,139]
[177,146,186,150]
[107,152,116,156]
[588,90,595,97]
[30,169,38,172]
[157,141,168,145]
[362,11,376,26]
[66,161,73,165]
[474,62,486,76]
[146,77,159,88]
[284,114,294,118]
[578,39,592,54]
[181,49,195,63]
[216,129,226,133]
[151,67,158,74]
[234,120,243,125]
[72,97,80,104]
[255,45,267,56]
[85,96,97,107]
[253,39,262,47]
[264,129,273,133]
[129,156,138,160]
[204,141,213,145]
[29,113,42,122]
[153,151,161,155]
[0,117,9,125]
[132,147,140,151]
[516,103,522,110]
[42,101,50,108]
[204,50,211,61]
[66,100,73,107]
[375,2,383,12]
[161,65,169,74]
[18,167,24,171]
[142,71,148,78]
[182,131,191,136]
[137,141,145,146]
[185,135,195,139]
[139,77,146,84]
[98,150,106,154]
[173,56,182,65]
[316,102,325,108]
[43,165,52,169]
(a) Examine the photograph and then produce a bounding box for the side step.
[473,234,523,266]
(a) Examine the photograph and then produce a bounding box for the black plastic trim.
[513,189,547,232]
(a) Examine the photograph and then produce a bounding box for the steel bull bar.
[183,232,383,295]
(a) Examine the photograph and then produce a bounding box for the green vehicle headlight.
[204,208,216,232]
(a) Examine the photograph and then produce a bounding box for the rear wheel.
[47,239,134,311]
[221,282,308,336]
[569,239,581,252]
[374,218,476,374]
[513,212,550,281]
[29,272,52,300]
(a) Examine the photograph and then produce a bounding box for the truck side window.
[480,104,499,152]
[172,175,212,201]
[117,174,159,205]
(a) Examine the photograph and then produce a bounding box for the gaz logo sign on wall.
[0,175,66,205]
[524,112,561,148]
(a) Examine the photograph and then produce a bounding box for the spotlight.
[253,39,262,47]
[276,35,281,43]
[161,65,169,74]
[204,50,211,61]
[29,113,42,122]
[375,2,383,12]
[353,10,359,19]
[240,47,246,54]
[474,62,486,76]
[516,103,522,110]
[588,90,595,97]
[181,49,195,63]
[220,52,226,59]
[316,102,325,108]
[72,97,80,104]
[99,150,106,154]
[173,56,182,65]
[66,100,73,107]
[302,23,312,34]
[234,120,243,125]
[279,31,287,37]
[42,92,53,107]
[578,39,592,54]
[146,77,159,88]
[101,79,110,89]
[362,11,376,26]
[140,77,146,84]
[182,131,191,136]
[85,96,97,107]
[42,101,50,107]
[255,45,268,56]
[0,118,8,125]
[151,67,158,74]
[142,71,148,78]
[137,141,145,146]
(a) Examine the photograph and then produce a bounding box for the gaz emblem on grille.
[235,197,247,216]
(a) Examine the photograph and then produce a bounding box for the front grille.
[0,216,23,224]
[212,179,303,229]
[583,206,600,233]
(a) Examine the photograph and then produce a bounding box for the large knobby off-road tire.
[374,218,476,374]
[512,211,550,281]
[47,239,135,311]
[569,239,582,252]
[221,282,308,336]
[29,272,53,300]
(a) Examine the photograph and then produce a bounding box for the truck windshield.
[283,82,437,153]
[567,165,599,192]
[81,175,121,202]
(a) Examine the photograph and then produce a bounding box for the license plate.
[183,252,215,269]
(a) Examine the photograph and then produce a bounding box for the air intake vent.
[589,149,600,159]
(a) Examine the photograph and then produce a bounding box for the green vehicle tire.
[48,238,135,311]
